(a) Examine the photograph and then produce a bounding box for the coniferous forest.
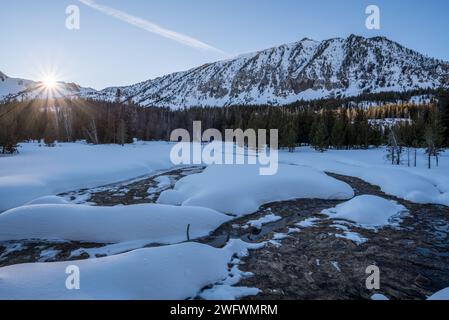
[1,90,448,161]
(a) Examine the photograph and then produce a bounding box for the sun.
[42,75,58,89]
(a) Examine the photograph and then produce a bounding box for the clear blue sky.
[1,0,448,89]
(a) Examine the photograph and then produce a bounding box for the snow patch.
[158,164,354,216]
[428,287,449,300]
[0,239,264,300]
[0,203,230,244]
[322,195,408,229]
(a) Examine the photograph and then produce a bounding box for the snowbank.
[26,196,69,205]
[0,203,230,243]
[0,141,175,212]
[281,148,449,207]
[0,240,260,300]
[428,287,449,300]
[158,164,354,216]
[322,195,408,229]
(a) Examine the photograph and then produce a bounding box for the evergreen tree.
[0,112,19,154]
[43,118,58,147]
[330,111,346,149]
[438,92,449,147]
[282,116,298,152]
[310,114,328,152]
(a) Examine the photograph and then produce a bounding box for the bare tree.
[387,128,402,165]
[117,119,127,146]
[84,119,99,145]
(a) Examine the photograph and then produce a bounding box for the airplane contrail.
[78,0,229,56]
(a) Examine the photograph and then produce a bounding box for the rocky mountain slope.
[2,35,449,108]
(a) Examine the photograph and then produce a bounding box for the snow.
[70,240,155,259]
[245,214,282,229]
[158,164,354,216]
[38,249,61,262]
[78,35,449,108]
[26,196,69,205]
[200,285,260,300]
[272,233,289,240]
[2,36,448,108]
[199,243,265,300]
[154,176,171,188]
[281,147,449,207]
[331,261,341,272]
[371,294,390,300]
[368,118,412,129]
[322,195,408,229]
[428,287,449,300]
[296,217,320,228]
[0,240,260,300]
[0,141,175,212]
[146,175,171,195]
[335,231,368,245]
[0,242,24,259]
[0,76,33,98]
[0,203,230,244]
[1,142,449,300]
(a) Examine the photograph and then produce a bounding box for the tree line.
[1,92,448,161]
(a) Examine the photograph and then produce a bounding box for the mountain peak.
[82,35,448,108]
[2,35,449,108]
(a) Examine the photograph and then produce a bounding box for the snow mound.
[0,203,230,243]
[0,141,174,212]
[281,148,449,207]
[200,285,260,300]
[428,288,449,300]
[26,196,69,205]
[322,195,408,229]
[158,164,354,216]
[0,240,260,300]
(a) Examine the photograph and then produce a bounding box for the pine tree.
[438,92,449,147]
[282,117,298,152]
[0,112,19,154]
[330,112,346,149]
[310,114,328,152]
[43,118,58,147]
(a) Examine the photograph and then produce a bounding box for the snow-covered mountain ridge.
[2,35,449,108]
[0,72,96,102]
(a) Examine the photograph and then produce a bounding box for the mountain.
[0,71,35,101]
[83,35,449,108]
[2,35,449,107]
[0,71,96,103]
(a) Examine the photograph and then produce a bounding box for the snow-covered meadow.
[0,141,175,212]
[0,141,448,300]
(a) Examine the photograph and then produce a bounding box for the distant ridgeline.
[0,88,448,155]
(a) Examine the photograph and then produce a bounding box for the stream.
[1,166,449,300]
